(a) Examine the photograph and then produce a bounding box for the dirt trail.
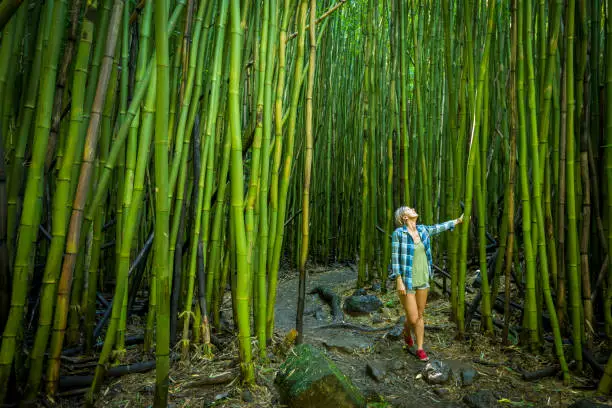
[273,265,609,408]
[58,265,609,407]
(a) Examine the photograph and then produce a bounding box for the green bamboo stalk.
[198,2,228,333]
[296,0,315,345]
[114,0,132,359]
[180,0,227,360]
[254,0,277,353]
[357,2,370,287]
[537,0,562,182]
[0,0,68,402]
[457,0,496,337]
[411,0,432,225]
[522,0,569,380]
[442,0,460,319]
[168,0,207,347]
[180,133,212,358]
[598,350,612,393]
[565,0,583,369]
[0,0,25,34]
[266,0,292,339]
[168,0,207,197]
[0,15,18,145]
[22,19,93,402]
[209,114,232,332]
[515,0,539,349]
[245,3,265,294]
[45,0,125,396]
[0,121,7,336]
[44,0,82,172]
[474,144,493,335]
[367,0,379,281]
[503,0,518,346]
[82,2,186,231]
[152,0,172,403]
[605,0,612,339]
[86,64,157,404]
[399,0,410,205]
[229,0,255,384]
[2,4,27,153]
[6,1,51,259]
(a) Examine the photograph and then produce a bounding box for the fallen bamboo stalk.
[59,360,156,390]
[183,371,237,388]
[521,365,560,381]
[61,335,143,357]
[309,286,343,321]
[473,358,506,367]
[583,349,605,377]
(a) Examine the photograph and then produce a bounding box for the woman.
[389,207,463,361]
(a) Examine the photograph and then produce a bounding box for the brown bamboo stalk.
[45,0,125,395]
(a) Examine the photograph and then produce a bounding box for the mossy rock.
[275,344,365,408]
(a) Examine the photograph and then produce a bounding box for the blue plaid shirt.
[389,220,456,290]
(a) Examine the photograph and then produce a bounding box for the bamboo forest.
[1,0,612,406]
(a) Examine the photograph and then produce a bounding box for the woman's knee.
[407,313,419,326]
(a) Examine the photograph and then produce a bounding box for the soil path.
[60,265,608,407]
[273,266,607,408]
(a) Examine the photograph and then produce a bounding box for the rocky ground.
[57,264,611,407]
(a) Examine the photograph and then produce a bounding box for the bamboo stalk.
[565,0,584,370]
[296,0,315,345]
[229,0,255,384]
[22,18,93,402]
[606,0,612,341]
[46,0,125,396]
[0,0,68,402]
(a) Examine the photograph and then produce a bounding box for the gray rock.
[320,330,374,354]
[343,295,383,314]
[214,392,230,401]
[315,309,326,321]
[462,390,499,408]
[371,313,384,324]
[275,344,365,408]
[389,360,405,371]
[568,399,611,408]
[434,388,450,397]
[387,324,403,340]
[371,283,381,292]
[472,270,482,288]
[353,288,368,296]
[366,363,386,382]
[460,367,479,386]
[422,360,452,385]
[241,390,254,403]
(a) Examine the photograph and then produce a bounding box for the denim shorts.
[406,282,430,294]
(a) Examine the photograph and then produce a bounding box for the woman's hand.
[455,214,464,225]
[396,278,406,296]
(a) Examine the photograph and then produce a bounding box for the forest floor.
[57,264,612,407]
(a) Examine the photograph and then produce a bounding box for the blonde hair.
[394,206,411,226]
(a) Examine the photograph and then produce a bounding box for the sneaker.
[416,349,429,361]
[403,329,414,347]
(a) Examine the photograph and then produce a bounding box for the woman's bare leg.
[399,293,419,340]
[415,288,429,349]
